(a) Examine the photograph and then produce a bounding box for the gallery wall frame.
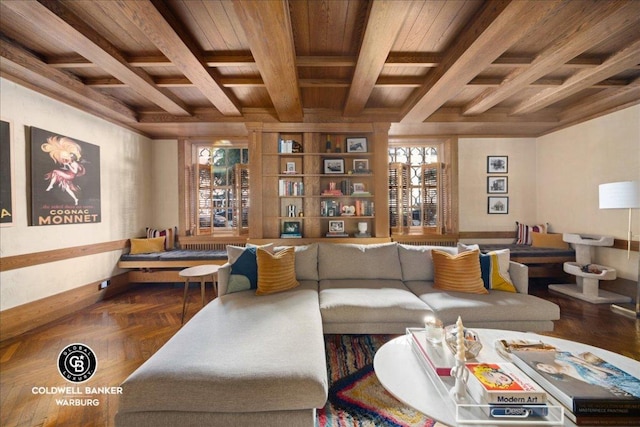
[0,119,14,226]
[487,176,508,194]
[487,155,508,173]
[488,196,509,214]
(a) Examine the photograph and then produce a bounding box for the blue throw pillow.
[228,246,258,293]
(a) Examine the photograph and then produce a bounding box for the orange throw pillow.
[432,249,488,294]
[531,232,569,249]
[256,247,299,295]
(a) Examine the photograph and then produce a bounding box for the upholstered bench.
[118,250,228,283]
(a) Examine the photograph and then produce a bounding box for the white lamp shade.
[599,181,640,209]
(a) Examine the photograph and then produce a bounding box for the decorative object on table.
[346,137,367,153]
[318,334,436,427]
[444,321,483,359]
[548,233,629,304]
[464,362,548,405]
[510,347,640,425]
[449,316,469,402]
[488,196,509,214]
[599,180,640,318]
[323,158,344,174]
[407,328,456,377]
[353,158,369,173]
[487,176,508,194]
[354,221,371,238]
[424,316,444,344]
[487,155,508,173]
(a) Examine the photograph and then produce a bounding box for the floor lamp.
[599,181,640,318]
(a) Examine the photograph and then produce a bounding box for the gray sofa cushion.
[318,242,402,280]
[118,285,327,415]
[319,279,431,324]
[274,243,318,281]
[398,244,457,281]
[404,280,560,327]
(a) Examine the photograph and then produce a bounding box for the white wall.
[0,78,153,310]
[536,105,640,279]
[458,137,537,234]
[150,139,179,229]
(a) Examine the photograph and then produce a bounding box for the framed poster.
[0,119,14,226]
[346,137,367,153]
[30,127,101,226]
[487,176,508,193]
[488,196,509,214]
[323,158,344,174]
[487,156,508,173]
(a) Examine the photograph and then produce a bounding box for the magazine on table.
[509,347,640,420]
[407,328,456,376]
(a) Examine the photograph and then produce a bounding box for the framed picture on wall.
[487,156,508,173]
[488,196,509,214]
[0,119,14,226]
[487,176,508,193]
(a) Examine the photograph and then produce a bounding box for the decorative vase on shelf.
[358,222,367,234]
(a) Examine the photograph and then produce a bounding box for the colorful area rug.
[317,334,437,427]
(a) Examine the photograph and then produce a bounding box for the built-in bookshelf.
[248,123,390,240]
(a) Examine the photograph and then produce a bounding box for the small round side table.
[178,264,220,324]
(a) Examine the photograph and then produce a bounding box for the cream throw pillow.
[432,249,488,294]
[256,247,299,295]
[130,237,166,254]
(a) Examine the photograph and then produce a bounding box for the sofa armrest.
[217,263,232,296]
[509,261,529,294]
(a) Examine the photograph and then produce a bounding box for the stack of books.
[408,328,456,377]
[509,346,640,425]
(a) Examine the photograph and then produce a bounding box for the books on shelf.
[407,328,456,377]
[509,348,640,422]
[465,362,548,405]
[325,232,348,237]
[278,179,304,196]
[280,233,301,238]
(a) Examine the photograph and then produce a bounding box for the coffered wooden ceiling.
[1,0,639,139]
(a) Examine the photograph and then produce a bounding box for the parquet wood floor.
[0,283,638,427]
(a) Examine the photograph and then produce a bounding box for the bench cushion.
[118,283,327,415]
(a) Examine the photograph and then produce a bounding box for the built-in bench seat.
[118,250,228,283]
[479,244,575,279]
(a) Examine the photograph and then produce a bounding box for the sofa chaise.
[116,242,560,427]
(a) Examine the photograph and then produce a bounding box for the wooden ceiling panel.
[0,0,637,138]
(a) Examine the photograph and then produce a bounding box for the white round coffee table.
[179,264,220,324]
[373,329,640,427]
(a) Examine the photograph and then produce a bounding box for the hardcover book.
[510,349,640,420]
[465,362,547,405]
[407,328,456,376]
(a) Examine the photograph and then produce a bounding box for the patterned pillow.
[256,247,299,295]
[146,226,177,250]
[226,244,274,294]
[479,249,516,293]
[515,222,548,245]
[432,249,488,294]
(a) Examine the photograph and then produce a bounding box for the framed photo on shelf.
[282,221,301,234]
[346,137,367,153]
[487,176,508,193]
[353,158,369,173]
[487,156,508,173]
[353,183,365,193]
[329,220,345,233]
[324,158,344,174]
[488,196,509,214]
[285,162,296,173]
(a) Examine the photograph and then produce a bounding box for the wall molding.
[0,239,129,272]
[0,272,129,342]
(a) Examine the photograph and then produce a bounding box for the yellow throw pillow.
[531,232,569,249]
[432,249,488,294]
[130,237,166,254]
[256,247,299,295]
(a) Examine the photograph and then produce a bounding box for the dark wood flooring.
[0,282,638,427]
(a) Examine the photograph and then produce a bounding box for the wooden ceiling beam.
[112,0,241,116]
[512,38,640,115]
[343,0,412,116]
[0,37,137,123]
[400,0,563,123]
[560,76,640,123]
[3,0,191,116]
[463,0,640,116]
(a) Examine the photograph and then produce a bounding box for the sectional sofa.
[116,242,560,427]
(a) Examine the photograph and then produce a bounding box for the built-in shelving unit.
[248,123,390,240]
